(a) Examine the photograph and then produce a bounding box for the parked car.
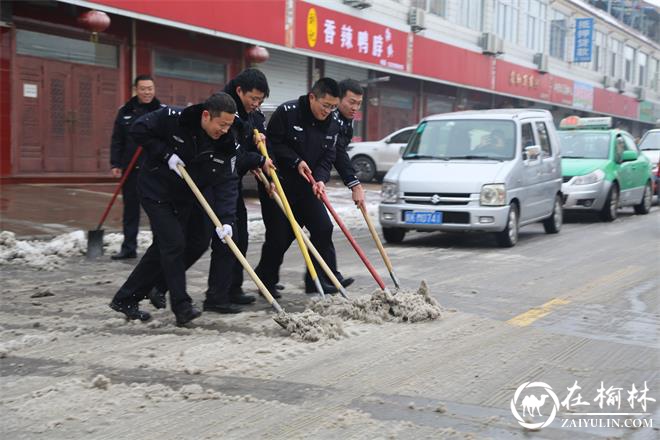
[557,116,653,221]
[347,125,416,182]
[638,128,660,196]
[379,109,563,247]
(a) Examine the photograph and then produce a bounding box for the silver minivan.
[379,109,563,247]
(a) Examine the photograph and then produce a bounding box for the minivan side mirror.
[384,137,392,144]
[621,150,638,162]
[524,145,541,160]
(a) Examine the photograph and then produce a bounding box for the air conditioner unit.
[480,32,503,55]
[408,7,426,33]
[342,0,373,9]
[615,78,626,92]
[533,53,549,73]
[602,76,613,88]
[635,87,646,101]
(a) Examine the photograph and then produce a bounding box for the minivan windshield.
[557,132,610,159]
[403,120,516,161]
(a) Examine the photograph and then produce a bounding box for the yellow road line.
[507,266,641,327]
[507,297,571,327]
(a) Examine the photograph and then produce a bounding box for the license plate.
[403,211,443,224]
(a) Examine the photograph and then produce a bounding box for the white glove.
[167,154,185,177]
[215,224,233,243]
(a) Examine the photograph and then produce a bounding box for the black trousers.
[205,198,247,299]
[150,188,236,305]
[255,184,336,288]
[120,169,140,254]
[113,198,194,313]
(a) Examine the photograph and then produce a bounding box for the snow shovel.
[303,169,387,291]
[254,130,325,298]
[359,204,401,289]
[87,146,143,259]
[253,169,349,299]
[176,164,290,328]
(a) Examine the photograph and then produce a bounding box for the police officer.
[298,78,367,293]
[254,78,342,296]
[109,75,162,260]
[109,93,238,326]
[213,68,274,310]
[145,69,273,314]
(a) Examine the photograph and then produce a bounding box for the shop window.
[525,0,546,53]
[16,29,117,68]
[637,52,647,87]
[411,0,446,16]
[549,10,567,60]
[458,0,483,31]
[494,0,519,44]
[610,39,621,78]
[154,51,225,84]
[624,45,635,83]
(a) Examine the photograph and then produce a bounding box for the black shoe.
[175,304,202,326]
[338,276,355,288]
[229,289,256,305]
[111,251,137,260]
[148,288,167,309]
[304,274,338,295]
[203,302,243,314]
[109,300,151,321]
[275,284,285,291]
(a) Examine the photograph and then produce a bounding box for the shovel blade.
[87,229,104,259]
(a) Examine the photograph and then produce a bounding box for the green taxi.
[558,116,653,221]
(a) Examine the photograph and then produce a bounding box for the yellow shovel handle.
[254,170,346,297]
[253,130,319,282]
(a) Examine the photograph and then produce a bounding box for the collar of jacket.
[335,109,353,126]
[179,103,205,132]
[126,95,162,112]
[223,81,249,120]
[298,95,332,129]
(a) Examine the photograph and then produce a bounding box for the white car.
[638,129,660,196]
[347,126,416,182]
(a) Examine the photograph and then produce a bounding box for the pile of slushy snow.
[309,281,442,324]
[0,230,152,270]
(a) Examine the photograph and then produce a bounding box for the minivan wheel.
[351,155,376,182]
[634,181,652,215]
[383,227,406,244]
[496,204,519,247]
[543,194,563,234]
[600,183,619,222]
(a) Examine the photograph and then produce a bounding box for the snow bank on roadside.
[0,230,153,270]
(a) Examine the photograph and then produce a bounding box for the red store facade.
[0,0,653,181]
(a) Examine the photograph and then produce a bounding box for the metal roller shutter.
[259,49,308,107]
[324,61,369,83]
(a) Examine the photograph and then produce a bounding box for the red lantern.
[77,10,111,42]
[245,45,269,64]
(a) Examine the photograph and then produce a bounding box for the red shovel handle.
[303,169,386,290]
[96,146,143,230]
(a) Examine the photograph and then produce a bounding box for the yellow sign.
[307,8,317,48]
